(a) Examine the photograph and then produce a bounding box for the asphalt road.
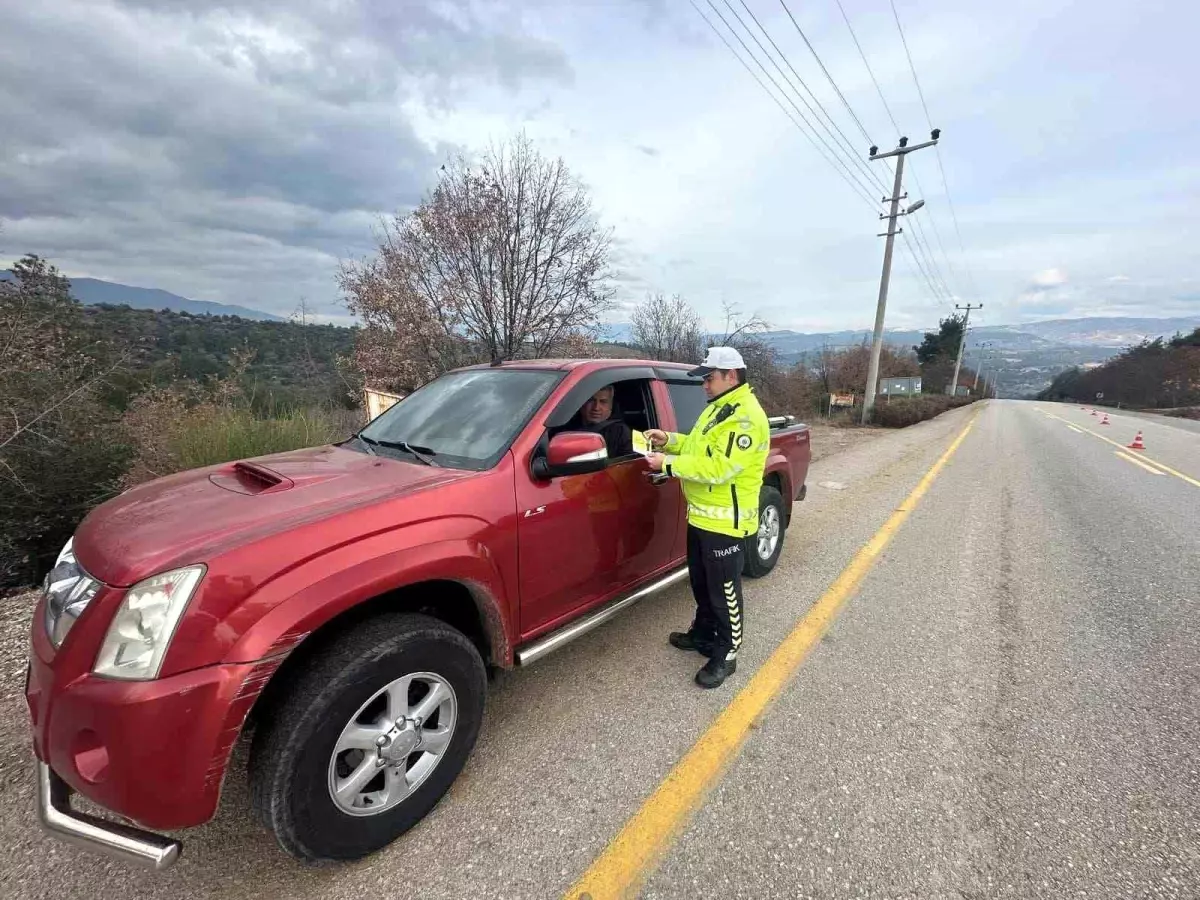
[1,400,1197,899]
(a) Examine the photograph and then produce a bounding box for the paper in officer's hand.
[631,430,653,456]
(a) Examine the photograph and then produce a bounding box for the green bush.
[870,394,975,428]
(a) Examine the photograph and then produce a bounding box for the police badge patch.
[736,434,752,450]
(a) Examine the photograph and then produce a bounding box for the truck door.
[516,376,682,638]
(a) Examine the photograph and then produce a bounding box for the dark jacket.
[585,417,633,458]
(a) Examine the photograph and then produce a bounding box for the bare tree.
[813,343,837,396]
[716,299,770,347]
[630,292,706,363]
[340,134,614,393]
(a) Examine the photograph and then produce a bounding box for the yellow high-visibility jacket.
[662,382,770,539]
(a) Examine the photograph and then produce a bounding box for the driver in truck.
[574,384,633,458]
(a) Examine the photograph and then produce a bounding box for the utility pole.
[948,302,983,397]
[973,340,994,393]
[862,130,941,424]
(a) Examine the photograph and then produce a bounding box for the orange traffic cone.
[1091,409,1098,416]
[1100,413,1110,426]
[1128,431,1145,450]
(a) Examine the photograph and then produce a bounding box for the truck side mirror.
[532,432,608,480]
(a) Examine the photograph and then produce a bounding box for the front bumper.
[25,596,287,866]
[35,760,180,870]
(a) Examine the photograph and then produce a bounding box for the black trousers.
[686,524,745,662]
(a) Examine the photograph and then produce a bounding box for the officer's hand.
[644,429,669,449]
[646,452,667,471]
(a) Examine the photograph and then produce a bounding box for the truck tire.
[742,484,786,578]
[249,613,486,863]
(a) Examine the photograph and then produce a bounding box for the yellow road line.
[564,410,983,900]
[1067,425,1084,434]
[1115,450,1165,475]
[1043,411,1200,489]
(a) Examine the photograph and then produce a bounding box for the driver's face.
[583,389,614,424]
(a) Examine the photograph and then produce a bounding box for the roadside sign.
[364,387,405,421]
[830,392,856,408]
[880,377,922,395]
[1095,392,1104,400]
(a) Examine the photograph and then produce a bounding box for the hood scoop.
[209,461,295,496]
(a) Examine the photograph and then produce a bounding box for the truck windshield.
[357,368,562,470]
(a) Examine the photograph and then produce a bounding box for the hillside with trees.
[83,302,357,411]
[1037,327,1200,409]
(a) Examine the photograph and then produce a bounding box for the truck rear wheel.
[249,613,486,863]
[743,484,786,578]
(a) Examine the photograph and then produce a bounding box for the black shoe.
[695,657,737,689]
[669,631,714,656]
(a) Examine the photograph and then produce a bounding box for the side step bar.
[515,567,689,666]
[35,761,181,870]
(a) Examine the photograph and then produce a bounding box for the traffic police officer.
[646,347,771,688]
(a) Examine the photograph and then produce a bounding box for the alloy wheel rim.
[327,671,458,817]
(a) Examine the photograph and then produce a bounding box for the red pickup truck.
[26,358,810,868]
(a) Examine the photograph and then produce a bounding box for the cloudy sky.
[1,0,1197,332]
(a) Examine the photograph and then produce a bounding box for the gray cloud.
[0,0,571,316]
[2,0,1196,333]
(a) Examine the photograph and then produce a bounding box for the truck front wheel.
[249,613,486,863]
[742,484,786,578]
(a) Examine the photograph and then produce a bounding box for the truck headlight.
[93,566,206,681]
[43,538,101,649]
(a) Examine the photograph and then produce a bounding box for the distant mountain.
[1,272,285,321]
[600,316,1198,355]
[1009,317,1198,348]
[756,328,926,354]
[597,324,926,352]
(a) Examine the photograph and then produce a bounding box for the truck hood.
[75,445,472,586]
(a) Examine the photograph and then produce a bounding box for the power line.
[730,0,889,196]
[692,0,953,313]
[777,0,874,146]
[733,2,953,306]
[837,0,962,302]
[835,0,900,136]
[708,0,884,202]
[890,0,979,300]
[904,223,953,303]
[774,0,959,301]
[900,231,950,307]
[689,0,878,210]
[904,211,954,300]
[890,0,933,127]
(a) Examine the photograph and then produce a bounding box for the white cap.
[688,346,746,377]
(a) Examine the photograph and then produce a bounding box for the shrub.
[870,394,975,428]
[174,407,351,471]
[121,385,356,488]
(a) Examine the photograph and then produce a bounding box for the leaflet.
[631,430,653,456]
